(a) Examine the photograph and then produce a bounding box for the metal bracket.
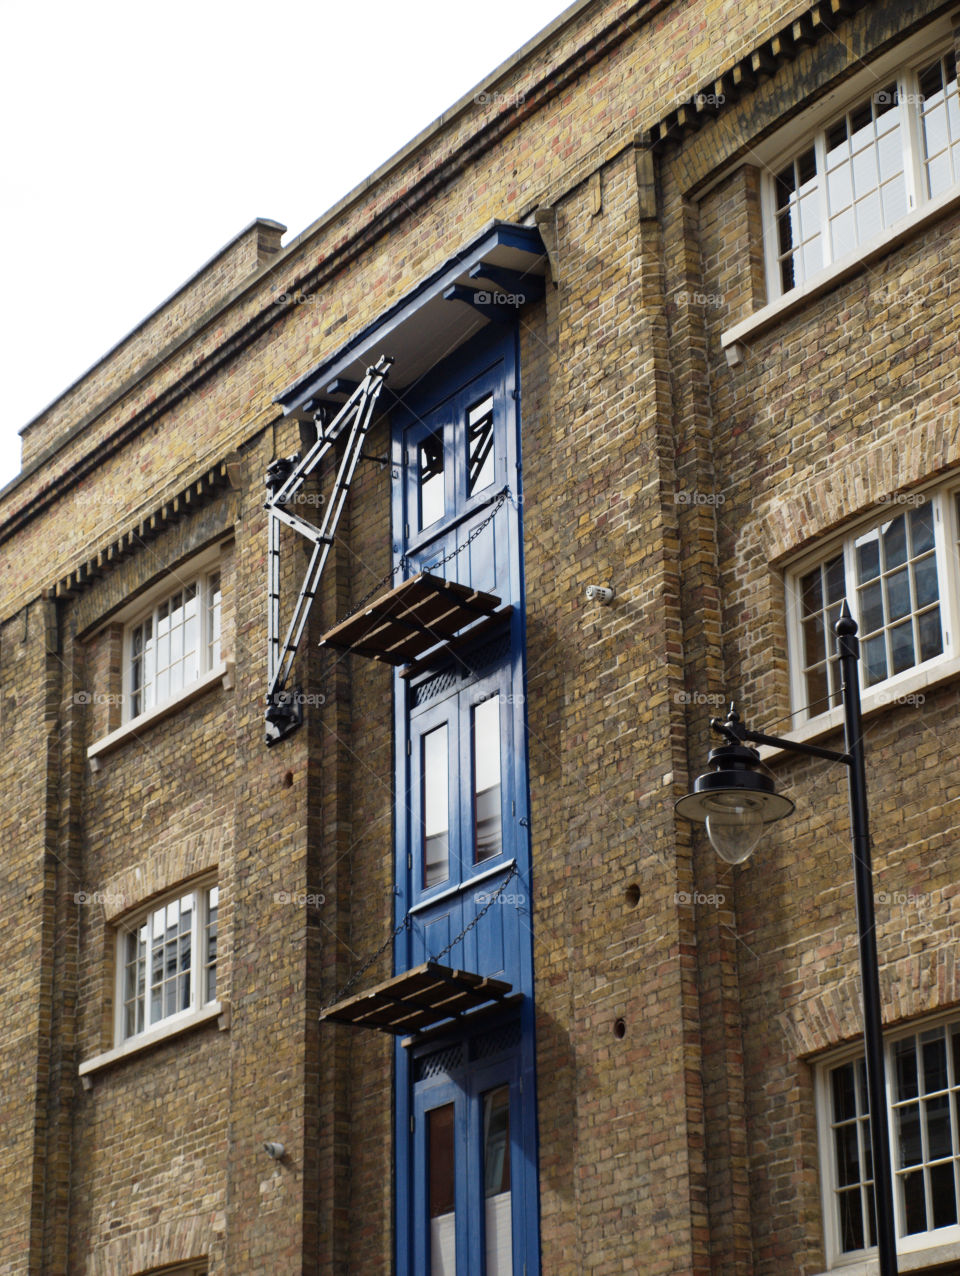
[264,355,393,745]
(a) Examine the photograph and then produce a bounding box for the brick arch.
[102,825,225,922]
[778,944,960,1059]
[86,1211,223,1275]
[746,405,960,565]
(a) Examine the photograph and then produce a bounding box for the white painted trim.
[79,1001,224,1079]
[759,654,960,761]
[724,181,960,351]
[88,661,232,762]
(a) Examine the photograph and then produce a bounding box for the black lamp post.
[675,601,898,1275]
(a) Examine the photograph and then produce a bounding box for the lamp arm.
[709,711,849,765]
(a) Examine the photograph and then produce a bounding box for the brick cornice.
[645,0,876,150]
[48,457,236,604]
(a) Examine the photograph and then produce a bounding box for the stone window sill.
[722,184,960,363]
[79,1001,228,1086]
[813,1233,960,1273]
[758,656,960,762]
[87,661,234,767]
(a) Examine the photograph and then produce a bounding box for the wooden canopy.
[319,961,514,1036]
[319,571,503,667]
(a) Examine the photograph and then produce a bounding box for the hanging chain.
[335,487,510,627]
[429,863,520,965]
[323,861,521,1009]
[324,911,411,1010]
[421,488,509,575]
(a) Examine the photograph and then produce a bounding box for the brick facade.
[4,1,960,1272]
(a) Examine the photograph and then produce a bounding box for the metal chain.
[324,861,521,1009]
[336,487,510,626]
[324,912,411,1010]
[421,489,509,574]
[429,862,520,965]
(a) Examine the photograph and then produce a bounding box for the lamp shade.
[675,744,795,863]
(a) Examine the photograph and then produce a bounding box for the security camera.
[584,585,614,604]
[263,1141,285,1160]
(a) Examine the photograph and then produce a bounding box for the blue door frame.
[391,325,540,1276]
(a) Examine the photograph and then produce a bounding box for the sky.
[0,0,574,490]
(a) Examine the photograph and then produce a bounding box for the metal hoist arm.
[263,355,393,744]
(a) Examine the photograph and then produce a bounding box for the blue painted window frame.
[412,1043,530,1275]
[391,325,539,1276]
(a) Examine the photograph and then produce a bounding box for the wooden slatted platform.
[319,961,514,1035]
[319,572,503,666]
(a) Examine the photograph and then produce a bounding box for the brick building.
[4,0,960,1271]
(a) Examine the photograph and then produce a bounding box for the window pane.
[862,633,887,685]
[858,581,884,634]
[835,1122,861,1186]
[914,555,939,610]
[428,1103,456,1276]
[833,1062,858,1122]
[897,1038,920,1100]
[897,1104,923,1168]
[420,432,445,530]
[924,1031,949,1093]
[931,1160,958,1229]
[483,1086,513,1276]
[902,1167,927,1234]
[474,697,502,864]
[838,1188,864,1252]
[921,607,947,663]
[890,620,915,675]
[882,516,907,569]
[856,530,881,583]
[467,395,495,496]
[911,504,936,555]
[423,726,450,887]
[205,885,219,1002]
[885,569,911,622]
[208,571,222,666]
[926,1093,952,1161]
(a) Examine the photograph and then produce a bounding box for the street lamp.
[675,601,899,1276]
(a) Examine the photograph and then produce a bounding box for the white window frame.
[114,878,218,1046]
[817,1011,960,1266]
[785,481,960,724]
[122,555,222,723]
[762,32,960,302]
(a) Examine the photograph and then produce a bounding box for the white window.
[786,484,960,722]
[766,44,960,298]
[818,1015,960,1263]
[126,569,221,719]
[116,882,218,1043]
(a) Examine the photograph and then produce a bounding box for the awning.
[275,220,546,418]
[318,571,505,667]
[319,961,515,1036]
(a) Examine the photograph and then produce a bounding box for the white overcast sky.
[0,0,573,490]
